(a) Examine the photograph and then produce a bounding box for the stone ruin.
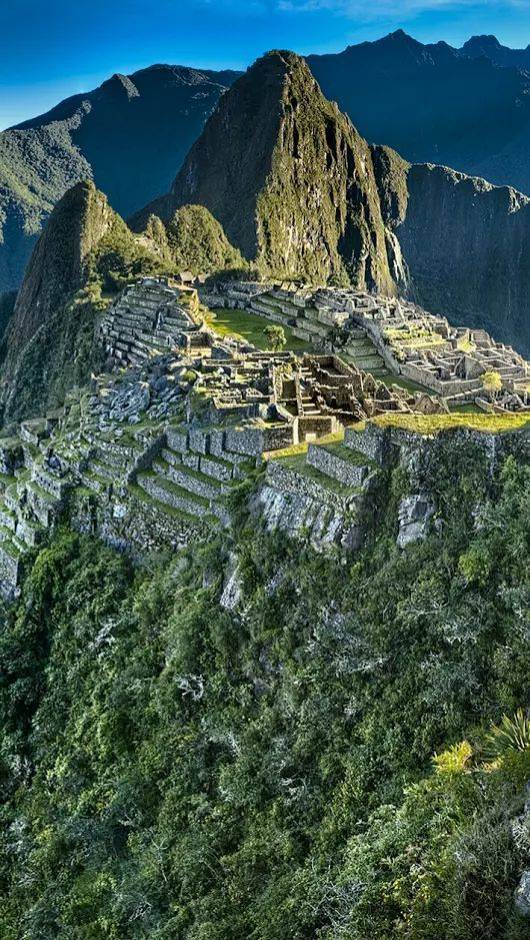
[0,276,527,602]
[201,279,530,413]
[99,277,216,368]
[98,277,447,443]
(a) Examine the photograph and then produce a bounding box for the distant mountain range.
[308,30,530,196]
[2,28,530,310]
[0,65,239,294]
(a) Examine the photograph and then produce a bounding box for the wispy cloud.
[276,0,527,15]
[193,0,530,21]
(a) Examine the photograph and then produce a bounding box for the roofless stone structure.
[0,275,527,601]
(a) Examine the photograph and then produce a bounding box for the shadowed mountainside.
[0,64,240,295]
[307,30,530,196]
[374,149,530,354]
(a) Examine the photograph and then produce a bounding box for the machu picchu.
[0,270,527,603]
[1,24,530,940]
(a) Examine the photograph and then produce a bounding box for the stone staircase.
[341,329,387,376]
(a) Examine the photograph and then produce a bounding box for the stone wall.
[307,445,369,486]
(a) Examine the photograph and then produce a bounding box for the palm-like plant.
[484,709,530,761]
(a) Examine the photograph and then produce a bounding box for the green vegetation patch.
[203,306,313,351]
[373,411,530,435]
[0,452,528,936]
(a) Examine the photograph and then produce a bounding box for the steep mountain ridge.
[0,64,239,295]
[5,181,118,364]
[308,30,530,195]
[4,30,530,301]
[461,34,530,69]
[0,180,162,423]
[394,163,530,353]
[133,51,401,294]
[132,49,530,354]
[371,146,530,353]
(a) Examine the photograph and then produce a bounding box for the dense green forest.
[0,451,529,938]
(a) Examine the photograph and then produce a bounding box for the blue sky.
[1,0,530,128]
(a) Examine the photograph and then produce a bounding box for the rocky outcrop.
[132,52,401,294]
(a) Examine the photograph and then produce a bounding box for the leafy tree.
[481,370,503,397]
[263,324,286,352]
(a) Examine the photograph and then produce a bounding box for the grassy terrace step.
[275,454,362,498]
[25,479,60,505]
[81,469,111,493]
[162,447,235,482]
[128,483,209,526]
[372,411,530,434]
[0,501,17,530]
[0,522,16,543]
[91,459,119,481]
[137,471,213,518]
[0,538,22,560]
[323,441,377,467]
[152,457,226,500]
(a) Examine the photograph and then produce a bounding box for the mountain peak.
[463,34,502,51]
[460,34,530,68]
[387,28,412,41]
[132,51,399,293]
[380,29,422,48]
[99,73,140,99]
[4,181,117,373]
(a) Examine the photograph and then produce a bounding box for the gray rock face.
[397,494,435,547]
[515,870,530,917]
[220,553,243,611]
[396,164,530,356]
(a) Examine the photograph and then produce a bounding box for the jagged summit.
[99,73,140,100]
[461,34,530,68]
[5,181,116,365]
[132,50,400,294]
[464,34,503,51]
